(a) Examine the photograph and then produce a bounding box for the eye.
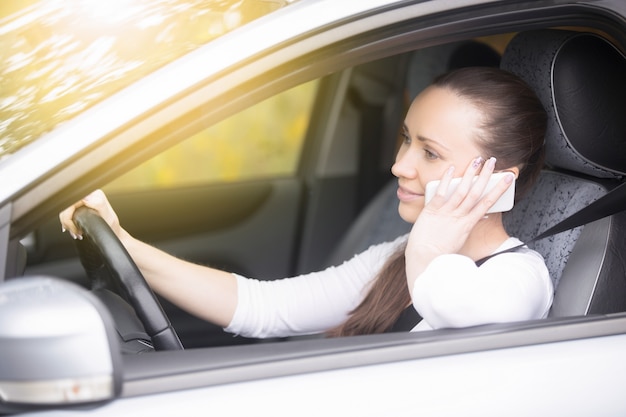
[401,130,411,145]
[423,148,439,160]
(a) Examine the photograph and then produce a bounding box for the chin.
[398,204,420,224]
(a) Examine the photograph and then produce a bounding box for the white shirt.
[225,236,553,338]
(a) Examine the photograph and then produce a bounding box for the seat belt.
[476,180,626,266]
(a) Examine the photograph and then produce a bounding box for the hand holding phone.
[424,172,515,214]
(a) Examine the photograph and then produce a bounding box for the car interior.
[335,29,626,319]
[13,25,626,352]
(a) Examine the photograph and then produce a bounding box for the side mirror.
[0,277,122,412]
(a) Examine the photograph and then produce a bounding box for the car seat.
[500,29,626,317]
[327,30,626,318]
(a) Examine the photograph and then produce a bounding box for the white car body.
[1,0,626,415]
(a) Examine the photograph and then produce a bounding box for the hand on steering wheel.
[61,194,183,351]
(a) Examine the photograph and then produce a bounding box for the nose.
[391,147,418,179]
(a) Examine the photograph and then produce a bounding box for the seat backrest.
[326,180,411,266]
[500,29,626,317]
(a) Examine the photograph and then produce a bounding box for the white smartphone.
[424,172,516,213]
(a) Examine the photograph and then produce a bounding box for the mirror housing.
[0,277,122,411]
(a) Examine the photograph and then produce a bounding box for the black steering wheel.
[73,206,183,351]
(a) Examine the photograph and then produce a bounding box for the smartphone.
[424,172,516,213]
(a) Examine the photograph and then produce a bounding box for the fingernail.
[62,227,66,233]
[69,231,78,240]
[472,156,484,169]
[504,172,515,183]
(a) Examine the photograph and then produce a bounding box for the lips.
[396,185,423,202]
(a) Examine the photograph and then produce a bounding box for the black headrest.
[501,30,626,178]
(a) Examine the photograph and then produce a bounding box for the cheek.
[398,199,424,223]
[420,166,447,186]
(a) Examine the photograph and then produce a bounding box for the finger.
[477,156,497,180]
[472,171,515,215]
[428,165,455,207]
[459,156,497,210]
[59,202,85,240]
[59,189,110,240]
[446,156,485,208]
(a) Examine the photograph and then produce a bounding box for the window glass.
[0,0,292,160]
[105,80,318,192]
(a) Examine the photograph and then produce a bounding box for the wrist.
[405,241,444,262]
[118,228,136,249]
[404,243,443,285]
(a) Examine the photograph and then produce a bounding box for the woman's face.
[391,86,486,223]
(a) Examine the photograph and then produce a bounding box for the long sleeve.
[225,235,407,338]
[411,239,553,331]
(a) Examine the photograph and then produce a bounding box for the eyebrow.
[403,124,451,152]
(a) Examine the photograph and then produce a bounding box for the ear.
[500,166,520,179]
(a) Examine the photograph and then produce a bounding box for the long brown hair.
[327,67,547,337]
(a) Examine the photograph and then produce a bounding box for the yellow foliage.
[106,80,318,192]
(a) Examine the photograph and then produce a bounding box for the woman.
[60,67,553,338]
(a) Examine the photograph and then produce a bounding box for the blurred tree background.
[1,0,290,159]
[106,80,318,192]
